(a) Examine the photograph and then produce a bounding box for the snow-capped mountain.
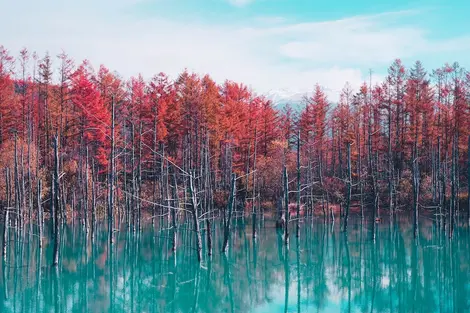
[263,88,312,110]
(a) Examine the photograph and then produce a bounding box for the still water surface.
[0,216,469,312]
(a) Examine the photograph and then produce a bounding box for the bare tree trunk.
[20,148,26,236]
[14,133,21,231]
[171,168,178,253]
[78,134,83,226]
[2,168,10,261]
[222,173,236,254]
[137,122,143,232]
[188,171,202,262]
[467,135,470,226]
[387,100,394,221]
[450,135,456,238]
[203,134,213,256]
[343,143,351,232]
[108,97,115,245]
[153,117,158,229]
[443,152,448,232]
[437,137,443,228]
[158,142,164,229]
[123,128,129,230]
[37,179,43,249]
[449,136,456,238]
[412,141,420,239]
[91,159,96,242]
[358,133,364,222]
[61,178,67,225]
[50,167,56,240]
[52,135,61,266]
[296,130,301,238]
[84,146,89,234]
[368,113,379,225]
[283,166,289,247]
[252,129,258,239]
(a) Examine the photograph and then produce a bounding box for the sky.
[1,0,469,103]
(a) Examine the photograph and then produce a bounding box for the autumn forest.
[0,44,470,267]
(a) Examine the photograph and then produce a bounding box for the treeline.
[0,45,470,258]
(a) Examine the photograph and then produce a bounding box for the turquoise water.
[0,217,469,312]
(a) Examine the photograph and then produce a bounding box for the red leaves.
[299,84,329,154]
[71,62,110,167]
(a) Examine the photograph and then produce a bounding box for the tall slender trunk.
[52,135,61,266]
[91,159,96,242]
[296,130,301,238]
[131,124,136,231]
[14,133,21,231]
[137,122,143,232]
[252,129,258,239]
[443,152,448,232]
[467,135,470,225]
[188,172,202,262]
[437,137,443,228]
[37,179,43,249]
[388,103,394,221]
[20,149,26,235]
[153,117,158,229]
[450,135,456,238]
[203,133,213,256]
[123,128,129,229]
[222,173,236,254]
[50,163,56,239]
[412,141,420,239]
[358,131,364,222]
[84,146,89,234]
[283,166,289,246]
[171,168,178,253]
[158,142,164,228]
[108,97,115,245]
[343,143,351,232]
[2,168,10,261]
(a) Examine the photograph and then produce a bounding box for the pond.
[0,216,469,312]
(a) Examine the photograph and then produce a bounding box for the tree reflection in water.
[0,216,469,312]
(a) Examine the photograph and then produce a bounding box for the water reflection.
[0,217,469,312]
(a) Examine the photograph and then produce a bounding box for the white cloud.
[227,0,255,7]
[0,2,469,103]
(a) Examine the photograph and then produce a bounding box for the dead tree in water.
[52,135,61,266]
[449,135,457,238]
[367,101,379,226]
[343,142,351,232]
[296,130,301,238]
[91,159,96,242]
[84,146,89,234]
[170,168,179,253]
[436,137,443,227]
[37,179,43,248]
[252,129,258,239]
[467,135,470,225]
[412,141,420,239]
[108,97,115,245]
[357,121,364,222]
[283,166,289,246]
[222,173,236,254]
[202,133,213,256]
[137,122,143,232]
[2,168,11,261]
[13,132,21,231]
[188,171,202,262]
[386,92,394,221]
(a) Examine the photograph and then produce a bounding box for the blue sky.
[1,0,469,102]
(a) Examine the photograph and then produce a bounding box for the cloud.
[227,0,255,7]
[0,2,469,103]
